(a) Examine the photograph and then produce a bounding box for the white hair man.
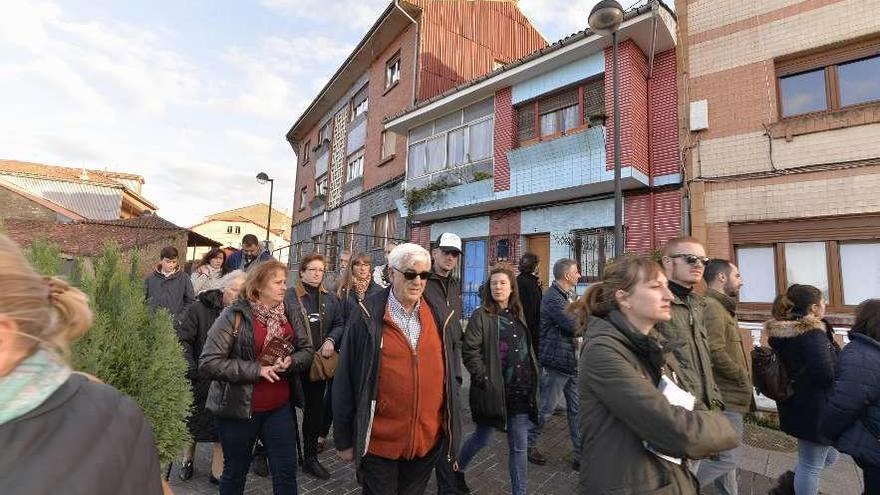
[333,243,464,495]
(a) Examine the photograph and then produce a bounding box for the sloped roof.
[0,159,143,188]
[0,179,86,221]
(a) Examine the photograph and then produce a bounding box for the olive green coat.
[704,289,753,413]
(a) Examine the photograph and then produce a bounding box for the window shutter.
[584,77,605,121]
[517,106,535,142]
[539,88,578,114]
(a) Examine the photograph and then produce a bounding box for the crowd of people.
[2,229,880,495]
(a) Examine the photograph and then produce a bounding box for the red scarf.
[248,300,289,346]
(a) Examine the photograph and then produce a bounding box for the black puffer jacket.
[822,332,880,466]
[767,315,839,443]
[199,298,313,419]
[0,374,162,495]
[538,282,579,374]
[516,272,542,354]
[178,288,224,442]
[463,307,539,430]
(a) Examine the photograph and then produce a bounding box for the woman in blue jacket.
[767,284,839,495]
[822,299,880,494]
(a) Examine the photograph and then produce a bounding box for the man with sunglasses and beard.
[333,243,463,495]
[423,233,469,494]
[658,237,724,414]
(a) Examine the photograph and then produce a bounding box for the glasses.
[304,267,326,273]
[669,254,711,267]
[393,267,432,281]
[440,249,460,258]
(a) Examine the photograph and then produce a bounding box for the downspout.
[395,0,420,105]
[648,0,658,79]
[647,0,659,248]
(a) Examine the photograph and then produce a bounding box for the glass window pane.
[736,246,777,303]
[540,111,558,136]
[562,105,579,131]
[780,69,827,117]
[839,56,880,107]
[840,242,880,305]
[447,128,466,167]
[426,135,446,173]
[784,242,829,299]
[407,142,427,178]
[468,119,493,161]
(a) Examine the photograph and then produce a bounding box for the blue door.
[462,239,487,318]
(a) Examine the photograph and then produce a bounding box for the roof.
[0,159,159,216]
[0,179,86,221]
[285,0,422,144]
[194,203,293,240]
[4,216,221,256]
[384,1,675,128]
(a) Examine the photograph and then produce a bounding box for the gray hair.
[217,270,246,290]
[553,258,577,281]
[388,243,430,271]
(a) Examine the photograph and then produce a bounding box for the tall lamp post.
[256,172,275,249]
[589,0,625,256]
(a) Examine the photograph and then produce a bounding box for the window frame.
[347,150,365,182]
[385,52,401,90]
[515,76,604,148]
[381,130,396,161]
[299,186,307,211]
[342,223,358,252]
[371,210,398,249]
[350,85,369,122]
[302,140,311,165]
[406,114,494,182]
[776,36,880,119]
[235,226,241,235]
[227,226,233,234]
[315,175,328,198]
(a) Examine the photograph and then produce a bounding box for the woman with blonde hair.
[335,251,383,318]
[0,234,164,494]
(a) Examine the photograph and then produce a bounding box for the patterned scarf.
[353,275,371,299]
[249,300,290,346]
[0,348,72,426]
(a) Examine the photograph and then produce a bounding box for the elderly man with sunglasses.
[333,243,463,495]
[658,236,724,414]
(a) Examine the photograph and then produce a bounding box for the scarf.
[0,348,72,426]
[249,300,289,346]
[353,276,371,299]
[668,280,692,300]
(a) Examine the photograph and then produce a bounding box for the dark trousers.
[216,404,298,495]
[300,376,327,459]
[360,444,441,495]
[856,459,880,495]
[434,436,463,494]
[319,378,333,438]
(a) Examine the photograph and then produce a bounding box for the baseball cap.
[436,233,462,254]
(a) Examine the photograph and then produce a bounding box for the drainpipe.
[648,0,658,79]
[394,0,420,105]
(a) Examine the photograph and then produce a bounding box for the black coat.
[199,299,314,419]
[767,316,839,443]
[285,283,346,350]
[144,267,194,325]
[425,272,464,322]
[178,289,223,442]
[462,307,539,430]
[337,281,383,323]
[538,282,579,375]
[822,333,880,466]
[516,272,542,354]
[0,374,162,495]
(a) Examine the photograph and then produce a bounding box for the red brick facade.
[604,41,650,176]
[648,49,679,177]
[409,223,431,249]
[488,209,520,266]
[493,87,515,192]
[624,189,682,254]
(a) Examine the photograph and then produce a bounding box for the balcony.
[405,127,648,221]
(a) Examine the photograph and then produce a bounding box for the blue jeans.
[794,439,839,495]
[459,414,531,495]
[696,411,743,495]
[216,405,299,495]
[528,368,580,458]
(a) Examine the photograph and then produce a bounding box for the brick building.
[386,3,679,317]
[677,0,880,322]
[285,0,547,270]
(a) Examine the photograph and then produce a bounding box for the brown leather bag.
[309,352,338,381]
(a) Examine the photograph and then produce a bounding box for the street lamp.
[589,0,625,256]
[256,172,274,248]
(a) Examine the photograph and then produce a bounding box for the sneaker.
[303,456,331,480]
[527,447,547,466]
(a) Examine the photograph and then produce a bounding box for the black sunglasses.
[393,267,432,280]
[669,254,711,267]
[440,249,460,257]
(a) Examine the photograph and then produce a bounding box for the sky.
[0,0,663,228]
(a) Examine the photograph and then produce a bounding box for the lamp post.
[256,172,274,249]
[589,0,625,257]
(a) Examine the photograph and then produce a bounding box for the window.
[468,119,493,161]
[315,176,327,197]
[447,128,466,167]
[301,141,311,165]
[371,210,398,248]
[385,52,401,89]
[516,78,604,146]
[318,122,332,145]
[299,186,307,210]
[777,38,880,118]
[227,226,233,233]
[731,215,880,313]
[235,226,241,234]
[381,131,396,159]
[347,151,364,181]
[342,223,358,252]
[351,85,368,121]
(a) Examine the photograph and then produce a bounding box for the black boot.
[178,460,194,481]
[527,447,547,466]
[770,470,795,495]
[303,456,331,480]
[251,453,269,477]
[454,471,471,494]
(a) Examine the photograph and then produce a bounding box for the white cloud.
[261,0,389,32]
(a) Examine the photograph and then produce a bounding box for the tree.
[27,241,192,464]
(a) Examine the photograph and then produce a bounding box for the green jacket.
[657,291,723,409]
[704,289,753,413]
[578,311,738,494]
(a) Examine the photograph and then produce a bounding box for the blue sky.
[0,0,661,227]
